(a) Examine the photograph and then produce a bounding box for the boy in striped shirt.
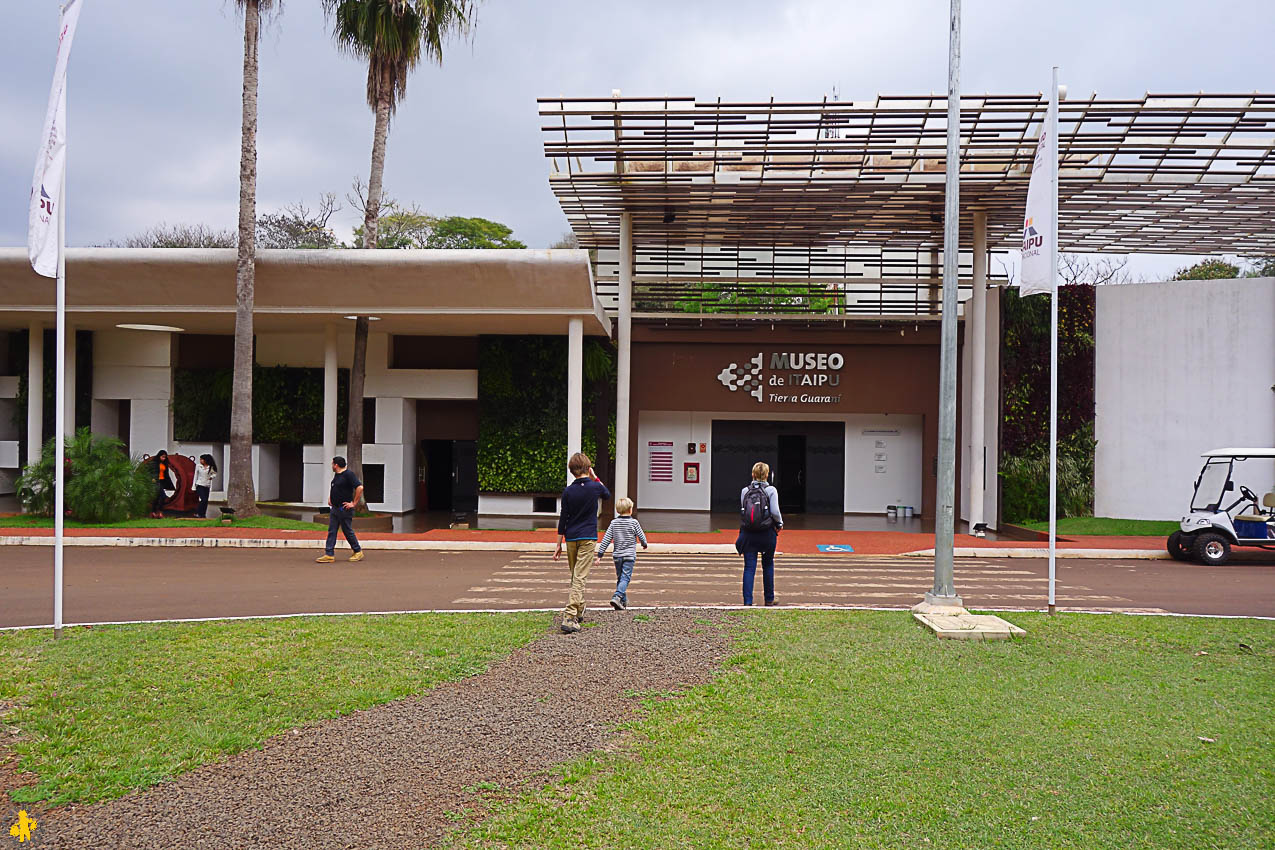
[598,497,648,610]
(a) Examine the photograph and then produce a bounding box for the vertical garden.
[477,336,615,494]
[998,283,1096,523]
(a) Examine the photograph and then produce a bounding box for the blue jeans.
[326,508,361,556]
[742,549,775,605]
[614,556,635,602]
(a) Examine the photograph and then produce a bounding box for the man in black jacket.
[553,452,610,633]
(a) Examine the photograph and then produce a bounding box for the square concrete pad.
[913,612,1026,640]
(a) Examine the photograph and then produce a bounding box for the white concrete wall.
[479,493,561,515]
[0,374,18,493]
[93,329,174,453]
[219,443,280,502]
[635,410,924,515]
[302,442,414,513]
[960,288,1001,528]
[174,443,227,500]
[256,331,477,400]
[1095,278,1275,520]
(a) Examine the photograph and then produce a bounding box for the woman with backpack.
[736,461,783,606]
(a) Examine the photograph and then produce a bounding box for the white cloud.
[0,0,1271,253]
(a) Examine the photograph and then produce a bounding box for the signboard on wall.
[716,350,847,406]
[648,441,674,482]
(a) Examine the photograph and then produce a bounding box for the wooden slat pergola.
[540,93,1275,315]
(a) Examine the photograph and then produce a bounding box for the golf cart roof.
[1201,448,1275,458]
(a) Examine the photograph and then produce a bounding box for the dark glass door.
[451,439,479,513]
[777,434,807,513]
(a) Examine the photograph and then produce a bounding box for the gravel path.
[30,609,733,849]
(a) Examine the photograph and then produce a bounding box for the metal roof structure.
[541,92,1275,316]
[542,93,1275,254]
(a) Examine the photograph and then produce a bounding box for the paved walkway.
[3,546,1272,627]
[0,525,1174,555]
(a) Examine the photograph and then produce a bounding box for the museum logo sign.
[716,351,845,405]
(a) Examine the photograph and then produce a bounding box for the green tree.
[423,215,524,249]
[350,202,523,249]
[1172,258,1239,280]
[226,0,277,518]
[322,0,477,496]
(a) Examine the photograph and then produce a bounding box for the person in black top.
[316,456,364,563]
[553,452,610,633]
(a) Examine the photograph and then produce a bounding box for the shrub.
[16,428,155,523]
[999,423,1096,524]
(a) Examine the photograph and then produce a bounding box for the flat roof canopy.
[541,93,1275,254]
[0,247,611,336]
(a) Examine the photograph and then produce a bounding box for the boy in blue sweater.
[553,452,611,633]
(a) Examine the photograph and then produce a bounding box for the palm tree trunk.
[347,66,394,507]
[228,0,260,518]
[361,66,393,250]
[346,315,369,488]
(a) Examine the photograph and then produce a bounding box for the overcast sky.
[3,0,1272,278]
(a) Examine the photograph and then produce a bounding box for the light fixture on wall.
[343,315,382,321]
[115,323,184,332]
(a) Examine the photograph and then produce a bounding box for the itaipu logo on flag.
[716,353,764,403]
[1022,216,1043,255]
[36,186,54,220]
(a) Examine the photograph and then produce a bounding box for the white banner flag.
[28,0,83,279]
[1019,120,1055,296]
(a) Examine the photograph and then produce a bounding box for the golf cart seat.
[1263,492,1275,513]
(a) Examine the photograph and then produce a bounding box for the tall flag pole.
[1047,67,1060,614]
[28,0,83,637]
[1019,68,1061,614]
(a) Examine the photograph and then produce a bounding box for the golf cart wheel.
[1166,531,1193,561]
[1192,532,1231,566]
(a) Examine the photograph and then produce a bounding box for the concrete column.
[64,327,76,433]
[27,323,43,465]
[323,323,338,469]
[567,317,583,483]
[615,211,633,499]
[969,211,988,534]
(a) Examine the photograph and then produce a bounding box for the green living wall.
[478,336,614,493]
[173,366,348,444]
[998,284,1096,523]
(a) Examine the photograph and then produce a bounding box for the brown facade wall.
[627,323,962,515]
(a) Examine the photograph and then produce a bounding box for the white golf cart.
[1168,448,1275,565]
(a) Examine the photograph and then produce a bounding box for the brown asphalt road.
[1,546,1273,628]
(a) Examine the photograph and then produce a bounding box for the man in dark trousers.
[316,456,364,563]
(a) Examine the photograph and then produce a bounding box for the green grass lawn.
[0,613,544,806]
[0,515,325,531]
[462,611,1274,849]
[1021,516,1180,536]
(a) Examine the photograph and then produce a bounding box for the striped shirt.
[599,516,648,559]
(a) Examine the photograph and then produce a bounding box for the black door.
[451,440,479,513]
[777,434,807,513]
[423,440,454,510]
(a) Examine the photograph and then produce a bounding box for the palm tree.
[227,0,275,518]
[323,0,475,496]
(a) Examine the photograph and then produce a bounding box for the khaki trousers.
[563,539,596,620]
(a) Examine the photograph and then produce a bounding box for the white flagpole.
[1047,66,1060,615]
[54,119,67,639]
